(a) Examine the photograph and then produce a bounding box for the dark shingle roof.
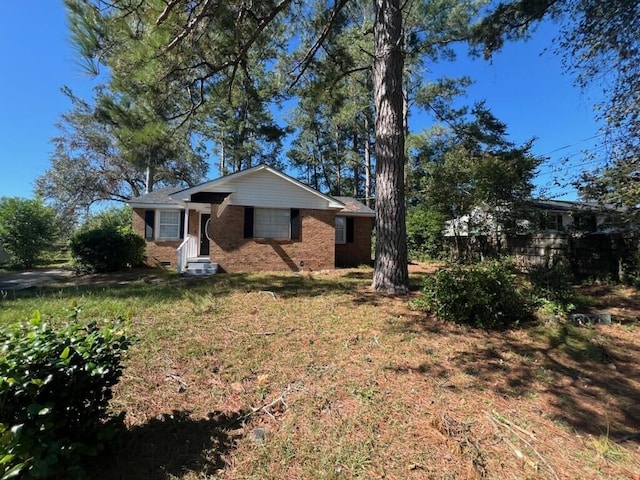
[129,187,183,205]
[333,196,376,216]
[532,199,624,213]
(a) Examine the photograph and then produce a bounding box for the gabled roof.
[127,165,375,214]
[170,164,345,209]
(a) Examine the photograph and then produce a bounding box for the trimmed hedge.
[0,312,131,479]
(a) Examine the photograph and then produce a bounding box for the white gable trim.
[170,165,345,209]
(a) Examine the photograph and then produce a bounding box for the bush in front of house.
[70,226,145,273]
[0,312,131,479]
[418,261,531,329]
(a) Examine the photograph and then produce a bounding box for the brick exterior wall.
[335,217,374,267]
[132,208,199,267]
[208,205,335,272]
[133,206,338,272]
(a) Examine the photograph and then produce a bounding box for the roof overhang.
[128,202,183,210]
[336,211,376,218]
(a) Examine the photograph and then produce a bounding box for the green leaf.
[1,461,26,480]
[60,347,70,360]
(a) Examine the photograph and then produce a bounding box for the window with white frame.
[335,216,346,244]
[158,210,181,239]
[254,208,290,239]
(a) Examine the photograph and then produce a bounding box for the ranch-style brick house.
[128,165,375,273]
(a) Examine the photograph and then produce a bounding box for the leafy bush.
[528,258,574,314]
[0,197,59,268]
[406,207,446,260]
[0,312,131,479]
[79,206,134,234]
[419,261,531,329]
[70,226,145,273]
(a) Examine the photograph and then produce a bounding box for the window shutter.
[144,210,155,240]
[244,207,254,238]
[346,217,355,243]
[290,209,301,241]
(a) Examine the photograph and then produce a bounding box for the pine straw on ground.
[9,266,639,479]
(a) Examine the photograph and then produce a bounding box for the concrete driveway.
[0,269,75,291]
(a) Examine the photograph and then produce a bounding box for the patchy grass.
[1,266,639,479]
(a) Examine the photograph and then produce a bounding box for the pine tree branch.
[288,0,350,89]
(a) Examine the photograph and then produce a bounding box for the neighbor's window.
[254,208,290,239]
[335,216,346,244]
[540,212,563,231]
[573,213,597,232]
[158,211,181,239]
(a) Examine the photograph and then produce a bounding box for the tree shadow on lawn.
[90,409,247,480]
[385,314,640,444]
[0,270,375,305]
[1,266,433,308]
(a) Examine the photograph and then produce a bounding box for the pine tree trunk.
[372,0,409,294]
[364,116,372,208]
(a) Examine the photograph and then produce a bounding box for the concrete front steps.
[184,257,219,276]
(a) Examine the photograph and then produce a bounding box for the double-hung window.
[254,208,290,239]
[335,216,346,244]
[158,211,181,240]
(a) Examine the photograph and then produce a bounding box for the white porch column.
[183,205,189,238]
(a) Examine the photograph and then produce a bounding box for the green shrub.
[0,311,131,479]
[527,258,576,314]
[79,206,134,234]
[406,207,446,260]
[419,261,531,329]
[0,197,59,268]
[70,226,145,273]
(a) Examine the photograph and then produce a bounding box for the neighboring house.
[444,199,623,238]
[530,199,622,233]
[128,165,375,273]
[442,199,631,277]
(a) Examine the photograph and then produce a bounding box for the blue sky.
[0,2,603,202]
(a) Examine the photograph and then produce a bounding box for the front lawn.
[1,267,639,479]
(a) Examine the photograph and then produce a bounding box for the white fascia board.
[337,211,376,218]
[128,202,183,210]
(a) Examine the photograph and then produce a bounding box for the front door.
[200,213,211,256]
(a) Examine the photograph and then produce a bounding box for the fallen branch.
[487,412,559,480]
[491,409,537,440]
[166,373,188,393]
[225,327,276,336]
[224,326,296,336]
[241,384,298,422]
